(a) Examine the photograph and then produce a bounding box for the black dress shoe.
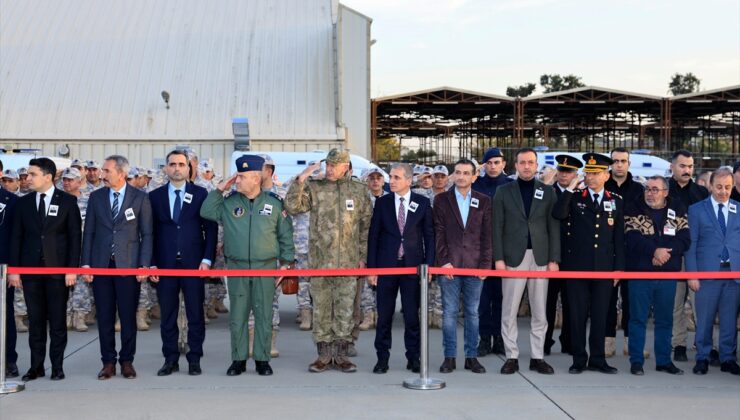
[373,360,389,374]
[491,335,505,355]
[500,358,519,374]
[630,363,644,375]
[439,357,456,373]
[568,364,584,374]
[477,335,492,357]
[465,358,486,374]
[656,363,683,375]
[157,362,179,376]
[693,359,708,375]
[529,359,554,374]
[673,346,688,362]
[255,361,273,376]
[5,362,19,378]
[50,368,65,381]
[406,359,420,373]
[709,349,721,367]
[227,360,247,376]
[720,361,740,375]
[188,362,202,376]
[22,367,45,381]
[587,363,618,374]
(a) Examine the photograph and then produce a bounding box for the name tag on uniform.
[664,226,676,236]
[0,203,5,212]
[259,204,273,216]
[125,208,136,221]
[603,201,613,212]
[345,199,354,211]
[471,198,479,208]
[534,189,544,200]
[48,204,59,217]
[667,208,676,220]
[729,203,737,213]
[408,201,419,212]
[183,192,193,204]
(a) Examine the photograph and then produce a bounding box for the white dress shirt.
[394,190,411,221]
[36,186,55,216]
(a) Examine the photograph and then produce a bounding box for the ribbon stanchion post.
[403,264,445,391]
[0,264,25,394]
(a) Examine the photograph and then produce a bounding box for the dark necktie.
[593,193,600,211]
[718,204,729,262]
[112,192,120,220]
[173,190,182,223]
[38,193,46,221]
[397,197,406,258]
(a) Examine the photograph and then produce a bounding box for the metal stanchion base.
[0,381,25,394]
[403,377,445,390]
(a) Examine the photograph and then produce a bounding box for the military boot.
[605,337,616,358]
[358,311,375,331]
[206,305,218,319]
[333,340,357,373]
[73,312,88,332]
[85,307,96,325]
[309,342,333,372]
[136,309,150,331]
[66,313,73,330]
[270,329,279,358]
[215,299,229,313]
[150,304,161,320]
[299,309,312,331]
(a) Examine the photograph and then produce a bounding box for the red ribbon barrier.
[4,266,738,279]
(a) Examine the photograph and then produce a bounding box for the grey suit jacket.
[492,179,560,267]
[81,185,153,269]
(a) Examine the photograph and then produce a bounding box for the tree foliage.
[506,83,536,98]
[668,72,701,95]
[375,137,400,161]
[539,74,585,93]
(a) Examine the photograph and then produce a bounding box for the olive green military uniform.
[200,189,294,362]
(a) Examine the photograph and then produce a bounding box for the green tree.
[375,137,400,161]
[539,74,585,93]
[506,83,536,98]
[668,72,701,95]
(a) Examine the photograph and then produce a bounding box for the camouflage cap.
[62,167,82,179]
[70,158,85,168]
[17,167,28,176]
[326,148,350,164]
[2,169,18,179]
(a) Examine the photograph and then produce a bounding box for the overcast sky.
[342,0,740,98]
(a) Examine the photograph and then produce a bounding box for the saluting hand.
[217,174,237,192]
[298,161,322,184]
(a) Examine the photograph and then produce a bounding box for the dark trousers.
[478,276,502,337]
[606,281,630,337]
[157,260,206,364]
[93,259,141,365]
[374,260,420,362]
[566,279,613,367]
[629,279,676,366]
[545,278,570,350]
[22,276,69,370]
[4,285,18,364]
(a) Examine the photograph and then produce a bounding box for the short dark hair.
[515,147,537,161]
[672,150,692,162]
[166,149,189,163]
[454,158,476,173]
[29,157,57,178]
[611,147,629,156]
[645,175,668,190]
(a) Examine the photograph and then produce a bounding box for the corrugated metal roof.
[0,0,343,142]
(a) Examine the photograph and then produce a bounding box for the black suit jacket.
[367,192,434,268]
[0,189,18,264]
[10,188,82,276]
[149,182,218,269]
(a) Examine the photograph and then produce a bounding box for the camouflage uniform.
[197,177,228,311]
[425,189,444,318]
[11,188,27,322]
[67,192,94,317]
[284,169,372,346]
[360,191,387,315]
[292,211,311,310]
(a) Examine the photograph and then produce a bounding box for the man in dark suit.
[81,155,153,380]
[493,148,560,375]
[545,155,583,356]
[367,163,434,374]
[552,153,625,374]
[686,167,740,375]
[149,150,217,376]
[0,160,20,378]
[8,158,82,381]
[434,158,492,374]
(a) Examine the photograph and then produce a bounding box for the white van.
[537,151,671,178]
[0,152,71,172]
[229,150,388,183]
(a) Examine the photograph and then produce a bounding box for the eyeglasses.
[644,188,667,194]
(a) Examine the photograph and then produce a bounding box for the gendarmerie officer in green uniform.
[200,155,294,376]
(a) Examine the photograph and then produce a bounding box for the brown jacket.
[433,188,493,269]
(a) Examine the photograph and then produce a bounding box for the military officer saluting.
[200,155,295,376]
[552,152,625,375]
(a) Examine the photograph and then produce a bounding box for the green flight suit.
[200,189,294,361]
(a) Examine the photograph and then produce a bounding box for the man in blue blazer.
[367,163,434,374]
[81,155,153,380]
[686,166,740,375]
[149,150,217,376]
